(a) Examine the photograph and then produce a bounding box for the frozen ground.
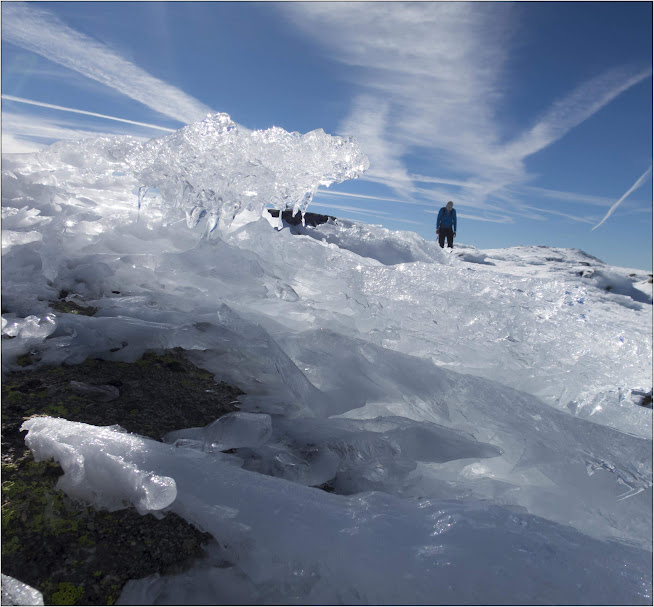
[2,114,652,604]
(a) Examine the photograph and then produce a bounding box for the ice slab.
[20,416,652,606]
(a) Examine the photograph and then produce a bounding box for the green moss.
[15,354,34,367]
[4,388,24,401]
[3,538,21,554]
[50,300,98,317]
[2,347,238,604]
[106,583,120,605]
[2,461,79,538]
[51,582,84,605]
[42,404,70,417]
[22,459,58,472]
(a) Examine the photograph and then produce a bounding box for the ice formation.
[21,417,652,605]
[22,418,177,514]
[2,114,652,604]
[127,113,369,233]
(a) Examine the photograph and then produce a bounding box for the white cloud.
[2,2,213,124]
[337,95,413,199]
[310,201,422,225]
[1,133,45,154]
[281,3,651,215]
[310,202,391,216]
[1,110,150,153]
[592,166,653,230]
[281,3,511,192]
[410,175,485,189]
[455,213,514,224]
[316,189,413,206]
[513,185,615,207]
[521,205,596,225]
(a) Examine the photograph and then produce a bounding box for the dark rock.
[1,348,244,605]
[69,381,120,402]
[267,208,336,227]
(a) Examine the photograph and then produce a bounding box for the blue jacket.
[437,207,457,232]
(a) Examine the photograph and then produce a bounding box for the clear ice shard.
[203,412,273,451]
[127,113,369,233]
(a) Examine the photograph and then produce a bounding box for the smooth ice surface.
[3,116,652,604]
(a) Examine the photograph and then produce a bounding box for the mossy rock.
[49,300,99,317]
[1,348,243,605]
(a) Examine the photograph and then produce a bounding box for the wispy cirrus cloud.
[310,201,423,226]
[281,2,651,221]
[512,184,616,208]
[281,3,508,185]
[1,107,167,154]
[337,95,413,199]
[521,205,596,225]
[2,2,212,125]
[502,66,652,169]
[316,189,414,206]
[2,133,47,155]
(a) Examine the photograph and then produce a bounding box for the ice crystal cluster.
[127,113,369,233]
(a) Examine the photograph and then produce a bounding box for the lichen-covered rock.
[1,348,243,605]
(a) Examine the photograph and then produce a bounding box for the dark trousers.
[438,227,454,248]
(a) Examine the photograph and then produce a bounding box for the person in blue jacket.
[436,200,457,248]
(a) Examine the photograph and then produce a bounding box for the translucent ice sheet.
[22,418,652,606]
[3,118,651,605]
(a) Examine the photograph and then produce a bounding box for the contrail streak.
[2,3,212,123]
[2,95,176,132]
[592,166,653,230]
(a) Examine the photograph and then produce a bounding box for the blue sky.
[2,2,652,270]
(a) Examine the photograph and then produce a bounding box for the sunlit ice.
[2,114,652,605]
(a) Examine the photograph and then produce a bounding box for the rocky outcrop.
[1,349,243,605]
[267,208,336,227]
